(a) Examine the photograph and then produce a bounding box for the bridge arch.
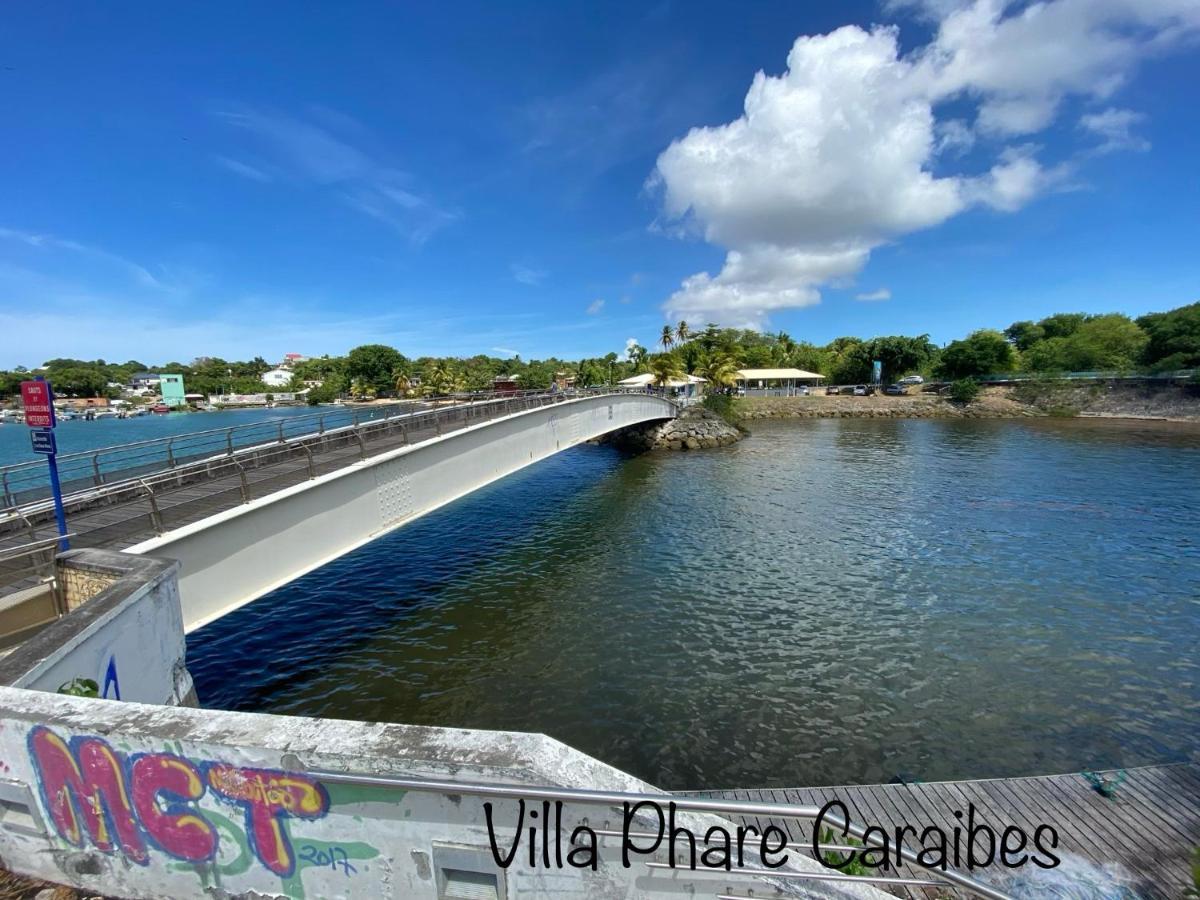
[126,392,678,631]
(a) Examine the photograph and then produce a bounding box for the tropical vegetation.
[2,301,1197,404]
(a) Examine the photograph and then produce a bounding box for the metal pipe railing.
[0,388,669,513]
[0,390,682,569]
[308,771,1012,900]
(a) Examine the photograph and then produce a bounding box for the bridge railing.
[309,772,1013,899]
[0,388,677,569]
[0,388,670,512]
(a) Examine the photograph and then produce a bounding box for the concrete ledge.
[0,549,191,707]
[0,686,882,899]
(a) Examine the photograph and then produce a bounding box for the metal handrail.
[307,771,1012,900]
[0,391,584,510]
[0,534,74,564]
[0,389,679,554]
[0,388,635,509]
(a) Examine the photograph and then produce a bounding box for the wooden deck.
[681,763,1200,899]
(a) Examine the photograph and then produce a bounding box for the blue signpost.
[21,377,69,551]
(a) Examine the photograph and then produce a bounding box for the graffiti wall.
[13,724,380,898]
[0,691,656,900]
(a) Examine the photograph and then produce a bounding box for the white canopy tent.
[735,368,823,397]
[618,372,707,397]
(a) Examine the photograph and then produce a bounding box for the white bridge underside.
[126,393,676,632]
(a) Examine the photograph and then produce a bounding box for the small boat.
[150,403,171,414]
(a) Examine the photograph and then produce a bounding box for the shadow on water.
[188,418,1200,791]
[187,445,643,712]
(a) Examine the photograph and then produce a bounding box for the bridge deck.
[0,391,658,595]
[679,763,1200,899]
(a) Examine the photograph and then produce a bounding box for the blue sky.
[1,0,1197,367]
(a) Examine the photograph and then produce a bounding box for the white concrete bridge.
[0,389,678,633]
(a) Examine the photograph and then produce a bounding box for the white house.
[261,368,293,388]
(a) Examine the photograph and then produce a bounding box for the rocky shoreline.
[737,390,1037,420]
[736,383,1200,423]
[603,404,744,451]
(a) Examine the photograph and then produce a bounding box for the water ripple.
[188,417,1200,790]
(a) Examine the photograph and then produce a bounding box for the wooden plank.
[683,766,1200,898]
[1113,768,1199,848]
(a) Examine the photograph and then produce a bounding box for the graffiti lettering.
[27,726,328,879]
[207,765,330,877]
[299,843,358,876]
[131,753,218,862]
[29,727,147,863]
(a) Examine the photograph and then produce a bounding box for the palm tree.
[422,362,452,396]
[349,377,376,401]
[647,354,686,391]
[698,355,741,394]
[660,325,675,352]
[392,368,412,397]
[676,320,691,344]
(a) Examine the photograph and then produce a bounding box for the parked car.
[884,383,908,395]
[825,385,841,395]
[852,384,874,396]
[797,386,810,396]
[899,375,925,384]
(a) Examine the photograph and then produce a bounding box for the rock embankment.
[737,382,1200,422]
[607,404,743,451]
[737,388,1040,420]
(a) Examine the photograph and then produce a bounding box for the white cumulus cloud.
[654,0,1199,327]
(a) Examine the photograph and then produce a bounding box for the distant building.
[128,372,160,390]
[492,374,521,394]
[159,373,187,408]
[280,353,308,368]
[56,397,110,410]
[262,368,293,388]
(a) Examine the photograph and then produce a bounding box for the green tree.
[1004,321,1046,352]
[1038,312,1088,340]
[827,338,871,384]
[1023,314,1147,372]
[346,344,407,395]
[626,343,649,369]
[1137,300,1200,370]
[675,321,691,344]
[934,330,1015,379]
[863,334,938,382]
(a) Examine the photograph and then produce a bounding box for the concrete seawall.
[737,382,1200,422]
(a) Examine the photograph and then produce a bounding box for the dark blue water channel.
[187,417,1200,790]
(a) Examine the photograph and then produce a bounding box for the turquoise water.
[180,417,1199,790]
[0,406,319,468]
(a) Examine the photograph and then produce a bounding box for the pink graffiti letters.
[27,726,329,877]
[28,727,148,864]
[130,753,218,862]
